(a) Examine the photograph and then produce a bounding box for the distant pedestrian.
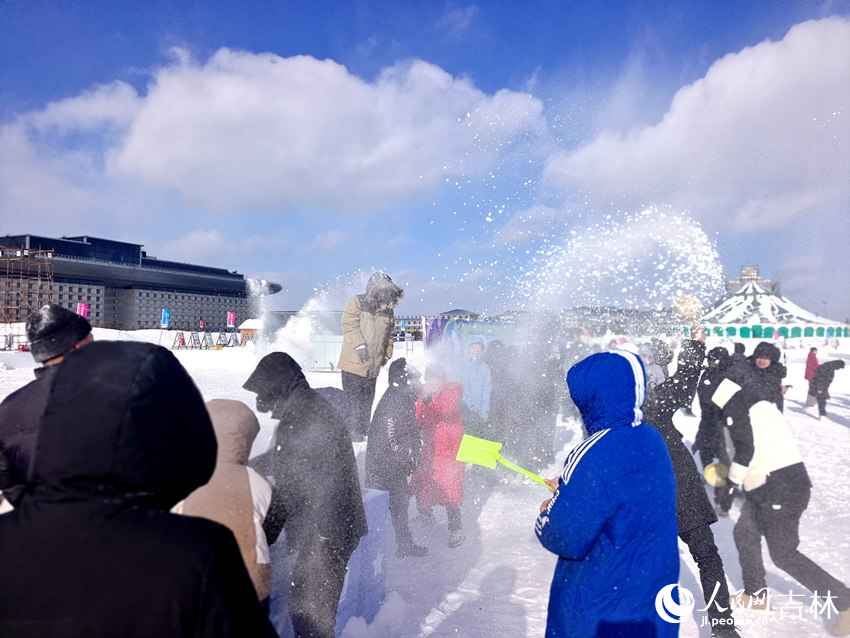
[338,272,404,440]
[536,351,679,638]
[810,360,845,422]
[0,341,276,637]
[0,303,93,507]
[805,347,820,405]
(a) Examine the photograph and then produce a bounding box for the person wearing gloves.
[338,272,404,440]
[0,341,276,637]
[178,399,273,608]
[535,350,679,638]
[243,351,367,638]
[711,366,850,635]
[0,303,93,507]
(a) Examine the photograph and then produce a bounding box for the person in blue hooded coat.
[535,350,680,638]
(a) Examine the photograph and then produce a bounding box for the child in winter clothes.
[179,399,273,605]
[409,364,465,548]
[365,358,428,557]
[453,335,492,437]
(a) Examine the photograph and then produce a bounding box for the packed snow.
[1,328,848,637]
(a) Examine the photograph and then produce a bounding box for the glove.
[715,480,738,513]
[356,345,368,362]
[381,356,389,367]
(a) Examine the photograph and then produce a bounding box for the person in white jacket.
[712,372,850,636]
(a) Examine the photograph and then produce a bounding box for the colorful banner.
[226,311,236,328]
[161,308,171,328]
[76,302,89,318]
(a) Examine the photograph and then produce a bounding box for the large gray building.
[0,234,281,330]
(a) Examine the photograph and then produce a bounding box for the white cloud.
[157,229,291,270]
[309,229,346,252]
[107,49,545,213]
[0,49,545,226]
[543,17,850,234]
[435,6,481,38]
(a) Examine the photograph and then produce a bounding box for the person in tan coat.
[337,272,404,439]
[180,399,273,605]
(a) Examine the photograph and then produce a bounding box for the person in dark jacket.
[747,341,788,411]
[243,352,367,638]
[810,359,845,422]
[535,350,679,638]
[694,346,733,470]
[365,358,427,557]
[0,303,93,507]
[643,340,740,637]
[711,362,850,632]
[0,341,276,638]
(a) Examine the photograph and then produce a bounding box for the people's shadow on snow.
[430,567,527,637]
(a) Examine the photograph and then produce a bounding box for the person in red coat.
[409,364,466,548]
[804,347,820,402]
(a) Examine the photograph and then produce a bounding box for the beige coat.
[337,294,395,378]
[182,399,271,600]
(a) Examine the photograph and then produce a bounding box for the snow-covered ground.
[1,329,848,637]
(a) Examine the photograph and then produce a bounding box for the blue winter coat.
[535,351,680,638]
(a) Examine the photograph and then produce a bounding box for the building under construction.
[0,234,281,334]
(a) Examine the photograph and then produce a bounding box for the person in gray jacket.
[337,272,404,439]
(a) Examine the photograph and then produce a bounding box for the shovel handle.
[496,456,555,491]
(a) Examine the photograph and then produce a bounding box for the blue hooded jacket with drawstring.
[535,351,679,638]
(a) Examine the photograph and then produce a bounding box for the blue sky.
[2,1,849,321]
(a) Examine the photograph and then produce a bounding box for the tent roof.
[238,318,263,330]
[701,281,832,325]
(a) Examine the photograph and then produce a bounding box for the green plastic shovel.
[456,434,555,491]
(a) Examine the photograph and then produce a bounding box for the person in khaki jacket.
[180,399,273,607]
[338,272,404,440]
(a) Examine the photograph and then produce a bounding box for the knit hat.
[26,303,92,363]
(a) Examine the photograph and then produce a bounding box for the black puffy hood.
[243,351,309,408]
[707,346,731,368]
[752,341,781,363]
[31,341,216,509]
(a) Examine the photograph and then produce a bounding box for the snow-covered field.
[1,329,848,637]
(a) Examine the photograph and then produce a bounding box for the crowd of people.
[1,283,849,637]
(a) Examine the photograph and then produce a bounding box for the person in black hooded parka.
[0,341,276,638]
[643,339,739,637]
[365,357,427,557]
[810,359,846,421]
[694,347,733,468]
[747,341,788,412]
[244,352,367,638]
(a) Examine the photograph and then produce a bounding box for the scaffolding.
[1,247,55,350]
